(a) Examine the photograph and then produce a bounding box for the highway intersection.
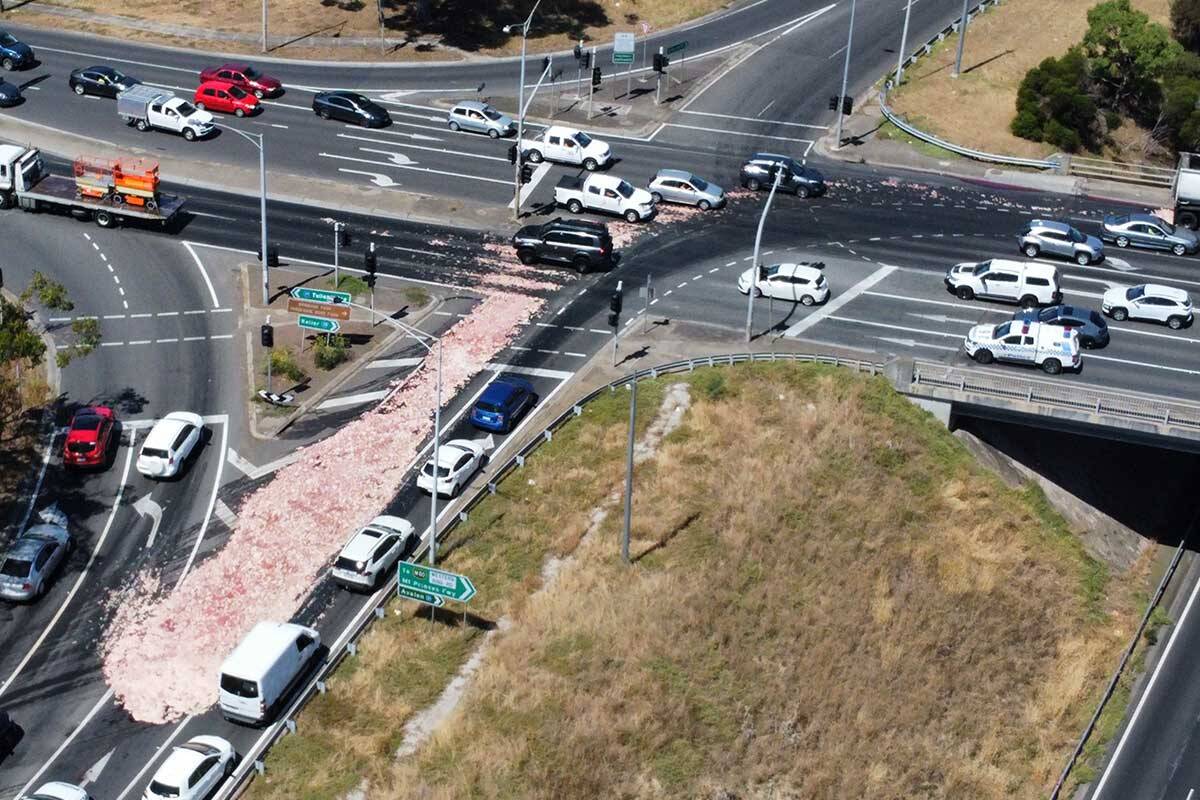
[1,0,1199,797]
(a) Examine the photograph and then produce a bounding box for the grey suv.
[739,153,825,197]
[1017,219,1104,265]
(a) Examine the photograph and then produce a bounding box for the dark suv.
[0,30,34,71]
[511,218,614,273]
[739,153,826,197]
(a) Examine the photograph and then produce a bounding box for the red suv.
[197,64,281,98]
[63,406,116,468]
[194,80,259,117]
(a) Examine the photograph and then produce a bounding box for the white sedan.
[416,436,494,498]
[137,411,204,479]
[143,735,237,800]
[737,262,830,305]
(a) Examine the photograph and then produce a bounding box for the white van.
[944,258,1062,307]
[218,621,321,726]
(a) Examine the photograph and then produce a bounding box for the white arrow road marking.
[134,494,164,548]
[337,168,400,188]
[358,147,416,166]
[82,748,114,786]
[906,312,980,325]
[338,132,510,162]
[318,152,511,185]
[877,336,959,352]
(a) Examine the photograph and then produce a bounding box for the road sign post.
[397,562,477,603]
[614,31,635,100]
[667,40,688,83]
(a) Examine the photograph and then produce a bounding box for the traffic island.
[239,260,439,439]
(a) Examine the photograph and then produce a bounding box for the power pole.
[745,169,784,342]
[896,0,914,85]
[261,0,268,53]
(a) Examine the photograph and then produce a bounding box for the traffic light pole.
[587,47,597,120]
[745,170,783,342]
[512,31,528,221]
[575,39,584,99]
[332,221,342,289]
[655,46,664,105]
[264,314,271,392]
[833,0,856,150]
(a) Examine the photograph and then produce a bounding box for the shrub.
[1011,49,1098,151]
[269,348,307,383]
[1084,0,1182,118]
[404,287,431,307]
[313,335,350,370]
[330,274,369,297]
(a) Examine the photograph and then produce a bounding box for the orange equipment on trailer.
[112,158,159,209]
[73,156,116,200]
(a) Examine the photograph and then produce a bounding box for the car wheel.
[573,256,589,274]
[1,58,12,71]
[1179,211,1200,230]
[1168,315,1185,330]
[973,349,994,364]
[488,128,499,139]
[183,127,196,141]
[624,209,640,223]
[567,199,583,214]
[1042,358,1063,375]
[319,109,330,120]
[1075,251,1090,266]
[254,89,264,99]
[1116,236,1130,248]
[135,119,149,132]
[796,185,810,199]
[746,178,761,191]
[583,157,599,171]
[449,120,460,132]
[94,210,115,228]
[73,83,85,96]
[1173,243,1188,256]
[527,149,543,163]
[1019,295,1038,309]
[1081,337,1094,349]
[956,286,975,301]
[1023,243,1040,258]
[196,101,206,111]
[1110,307,1128,321]
[235,107,245,118]
[698,199,712,211]
[651,191,663,204]
[752,286,763,298]
[517,249,537,265]
[800,294,815,306]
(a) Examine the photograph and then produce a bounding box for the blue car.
[1013,304,1109,349]
[470,377,537,433]
[0,31,34,71]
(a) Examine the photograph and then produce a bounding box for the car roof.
[768,262,823,278]
[218,62,253,71]
[27,783,90,800]
[4,537,44,561]
[145,418,188,449]
[433,442,473,467]
[480,378,528,404]
[1029,219,1071,233]
[544,217,609,235]
[199,79,240,90]
[155,743,208,786]
[655,168,693,181]
[454,99,491,111]
[339,526,386,561]
[983,258,1056,276]
[1143,283,1191,301]
[220,621,315,680]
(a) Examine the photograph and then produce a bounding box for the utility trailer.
[0,144,184,228]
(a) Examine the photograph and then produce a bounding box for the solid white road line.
[509,162,552,210]
[15,688,116,799]
[318,151,511,186]
[214,499,238,528]
[179,419,228,582]
[486,363,575,380]
[661,122,815,144]
[784,265,898,338]
[0,433,136,702]
[830,316,963,339]
[317,389,390,410]
[1085,353,1200,376]
[182,241,221,308]
[1091,571,1200,799]
[678,109,827,130]
[17,429,58,532]
[367,356,426,369]
[224,448,302,481]
[337,133,509,162]
[114,716,194,800]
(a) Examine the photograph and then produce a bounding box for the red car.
[194,80,259,117]
[198,64,281,98]
[63,406,116,468]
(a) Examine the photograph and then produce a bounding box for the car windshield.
[1155,217,1177,234]
[141,447,169,459]
[67,441,97,453]
[484,108,504,120]
[1127,286,1146,300]
[73,415,102,431]
[575,131,593,147]
[148,780,181,798]
[616,181,634,198]
[1038,308,1056,322]
[243,66,261,78]
[220,673,259,698]
[763,265,780,278]
[0,557,31,577]
[993,321,1012,338]
[476,401,503,414]
[176,101,197,115]
[228,85,248,99]
[1090,310,1106,326]
[690,175,709,191]
[178,741,219,757]
[1069,227,1086,243]
[0,33,17,46]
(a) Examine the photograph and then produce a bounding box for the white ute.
[963,319,1081,374]
[118,84,214,141]
[520,125,611,170]
[554,173,655,222]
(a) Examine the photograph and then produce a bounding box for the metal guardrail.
[1063,155,1177,188]
[215,351,883,800]
[911,360,1200,432]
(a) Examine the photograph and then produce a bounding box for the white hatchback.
[416,437,493,498]
[23,783,93,800]
[137,412,204,478]
[1101,283,1193,329]
[330,516,415,591]
[144,735,237,800]
[737,262,830,306]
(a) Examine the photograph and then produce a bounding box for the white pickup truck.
[554,174,655,222]
[118,84,214,141]
[520,125,612,171]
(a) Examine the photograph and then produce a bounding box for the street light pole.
[745,169,783,342]
[833,0,856,150]
[896,0,914,85]
[505,0,543,222]
[951,0,971,77]
[261,0,268,53]
[258,134,268,307]
[332,221,343,288]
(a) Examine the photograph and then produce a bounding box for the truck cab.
[521,125,612,171]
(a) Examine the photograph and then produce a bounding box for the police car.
[962,320,1081,374]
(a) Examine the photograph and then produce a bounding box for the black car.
[312,90,390,128]
[0,30,33,71]
[739,152,826,197]
[0,80,20,107]
[512,218,614,273]
[69,65,140,99]
[1014,304,1109,348]
[0,709,19,758]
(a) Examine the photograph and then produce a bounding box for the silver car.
[1101,212,1200,255]
[1017,219,1104,265]
[0,506,72,602]
[447,100,514,138]
[648,169,725,210]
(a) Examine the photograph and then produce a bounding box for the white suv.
[1101,283,1193,329]
[945,258,1062,307]
[330,516,415,591]
[963,320,1081,374]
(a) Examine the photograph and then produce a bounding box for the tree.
[1083,0,1183,118]
[1011,48,1099,151]
[1172,0,1200,52]
[20,271,74,312]
[0,298,46,368]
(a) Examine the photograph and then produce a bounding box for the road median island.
[242,362,1154,799]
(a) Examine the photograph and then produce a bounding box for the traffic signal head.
[581,50,591,69]
[591,66,601,87]
[609,290,622,314]
[541,56,551,74]
[653,53,668,72]
[828,95,839,111]
[607,311,619,328]
[336,225,350,247]
[364,247,377,276]
[520,164,534,184]
[507,143,518,165]
[841,95,854,115]
[260,324,274,348]
[365,273,377,289]
[573,43,582,60]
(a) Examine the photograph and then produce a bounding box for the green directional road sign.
[397,562,477,603]
[613,31,635,64]
[291,287,352,304]
[667,40,688,54]
[298,315,340,333]
[397,585,445,608]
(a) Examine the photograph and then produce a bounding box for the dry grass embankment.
[247,364,1149,800]
[887,0,1168,158]
[18,0,728,61]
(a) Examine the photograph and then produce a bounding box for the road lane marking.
[829,316,963,338]
[783,265,899,338]
[367,356,425,369]
[338,133,509,162]
[14,688,116,799]
[182,241,221,308]
[180,418,229,581]
[661,122,815,144]
[509,162,552,210]
[317,389,390,410]
[113,716,193,800]
[318,151,510,185]
[1085,353,1200,376]
[486,363,574,380]
[0,433,136,702]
